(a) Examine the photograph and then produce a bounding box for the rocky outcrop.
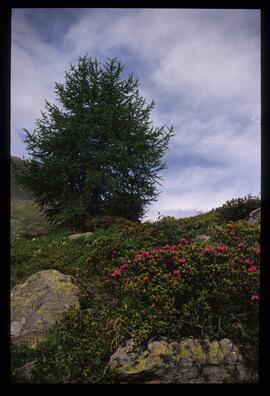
[68,232,93,240]
[247,207,261,225]
[11,270,80,347]
[108,338,253,383]
[194,234,211,242]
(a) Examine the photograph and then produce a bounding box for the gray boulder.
[11,270,80,347]
[108,337,253,383]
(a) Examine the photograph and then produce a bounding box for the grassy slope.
[11,156,33,201]
[11,199,260,383]
[11,200,51,240]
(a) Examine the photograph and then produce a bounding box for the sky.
[11,8,261,221]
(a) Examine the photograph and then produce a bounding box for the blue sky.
[11,8,261,221]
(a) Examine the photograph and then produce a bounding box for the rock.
[247,207,261,225]
[203,365,229,383]
[194,234,211,242]
[108,337,252,383]
[68,232,93,240]
[13,361,36,382]
[11,270,80,347]
[214,225,223,232]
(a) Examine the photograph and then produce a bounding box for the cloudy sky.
[11,8,261,221]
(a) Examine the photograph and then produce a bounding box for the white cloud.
[11,9,260,220]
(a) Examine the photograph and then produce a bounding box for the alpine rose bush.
[21,213,259,383]
[109,222,259,372]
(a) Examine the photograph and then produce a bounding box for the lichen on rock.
[108,337,253,383]
[11,270,80,347]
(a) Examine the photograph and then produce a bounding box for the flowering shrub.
[209,220,260,247]
[108,223,259,372]
[12,202,260,383]
[215,195,260,223]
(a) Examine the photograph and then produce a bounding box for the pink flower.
[248,266,257,272]
[120,263,128,270]
[135,251,150,260]
[172,269,181,277]
[238,243,246,248]
[179,238,188,245]
[255,247,261,255]
[150,303,156,308]
[202,247,215,253]
[134,254,143,261]
[164,244,171,249]
[111,268,122,277]
[250,294,259,302]
[217,244,228,251]
[143,275,150,282]
[124,279,129,285]
[244,259,253,265]
[152,249,166,254]
[178,258,186,263]
[151,249,166,254]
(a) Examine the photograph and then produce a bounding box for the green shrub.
[32,306,127,384]
[109,228,259,358]
[84,215,134,232]
[28,221,259,383]
[11,201,260,383]
[215,195,260,223]
[11,344,38,382]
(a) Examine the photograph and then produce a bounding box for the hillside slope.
[11,198,260,383]
[11,156,32,200]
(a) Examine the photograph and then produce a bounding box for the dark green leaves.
[14,56,174,227]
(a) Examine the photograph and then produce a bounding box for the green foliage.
[108,225,259,363]
[11,156,33,200]
[84,215,134,232]
[31,306,126,383]
[11,344,37,378]
[214,195,260,223]
[145,210,219,244]
[11,200,52,243]
[12,56,174,227]
[11,198,260,383]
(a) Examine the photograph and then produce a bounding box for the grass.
[10,198,260,383]
[11,199,52,242]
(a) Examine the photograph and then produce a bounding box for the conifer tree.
[13,56,174,227]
